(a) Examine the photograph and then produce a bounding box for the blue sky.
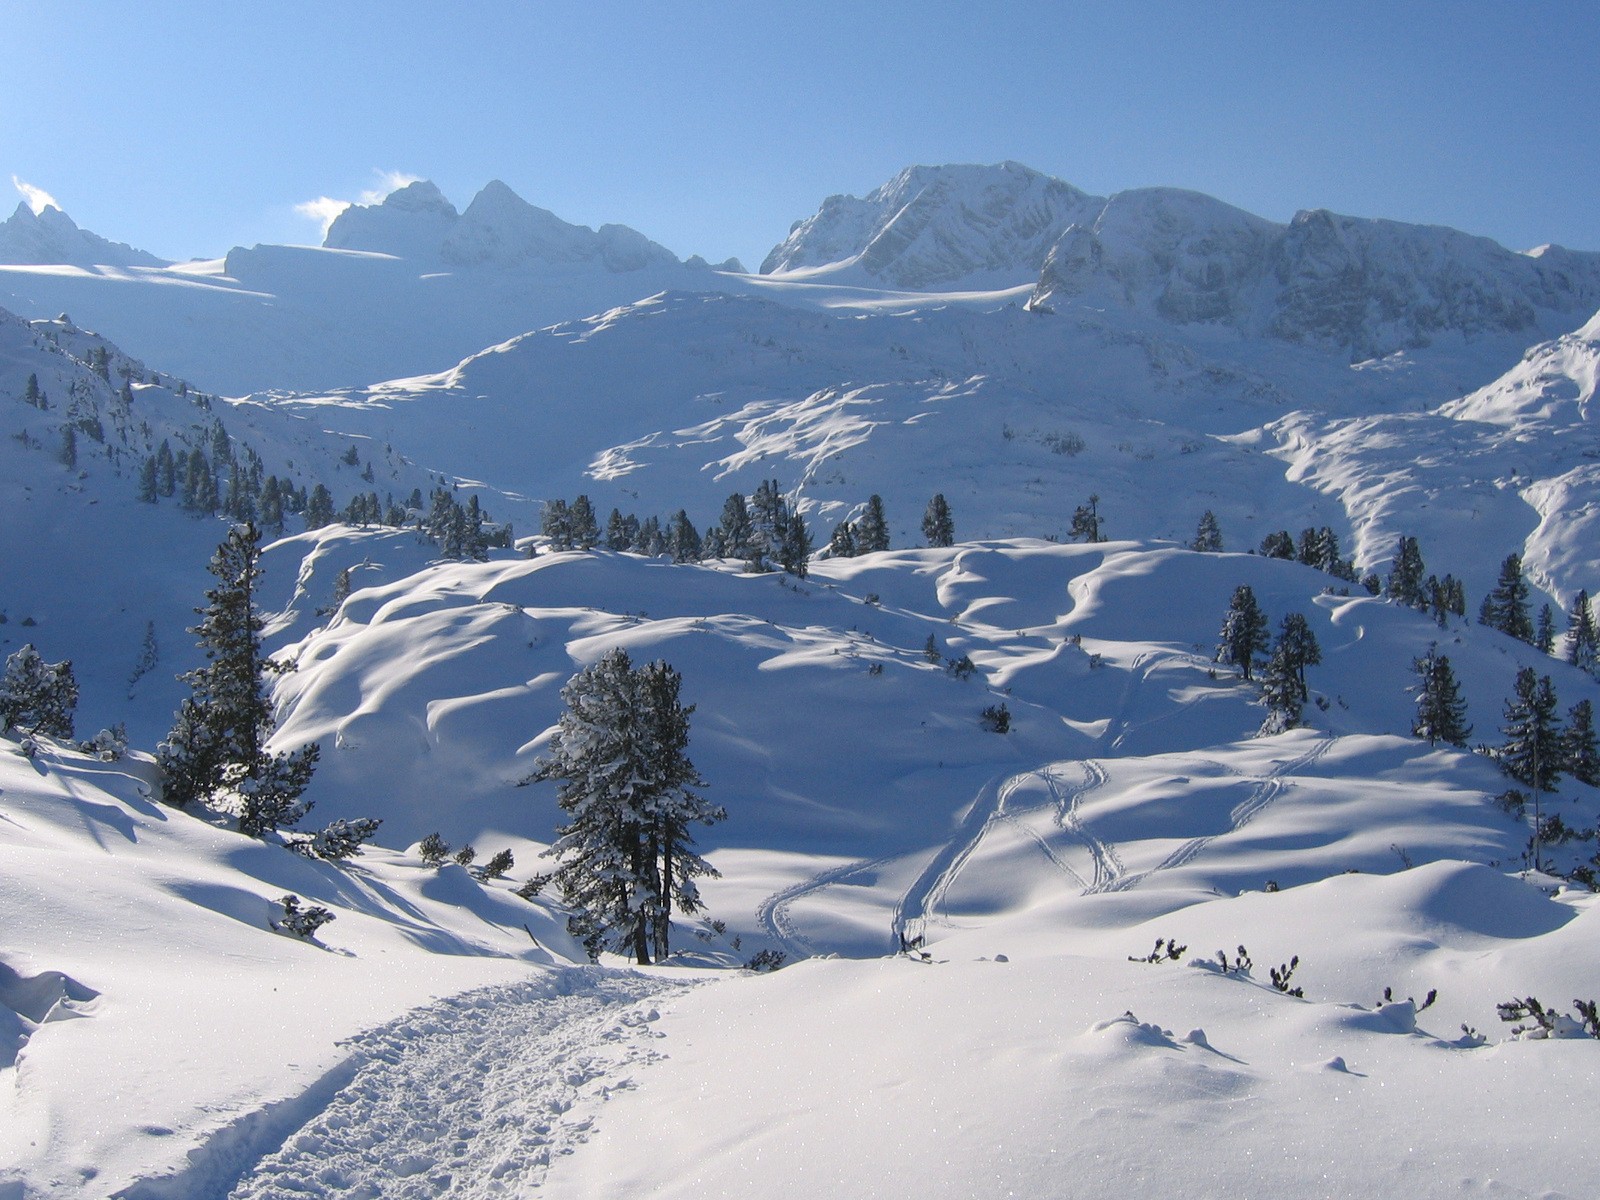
[6,1,1598,269]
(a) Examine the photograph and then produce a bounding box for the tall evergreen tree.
[1384,536,1427,609]
[828,520,857,559]
[569,494,600,550]
[1535,604,1555,654]
[666,510,701,563]
[1479,553,1534,643]
[540,498,573,550]
[137,454,159,503]
[259,477,284,536]
[1259,643,1305,733]
[1564,589,1598,674]
[154,440,177,496]
[1564,698,1599,787]
[855,494,890,553]
[1272,612,1322,699]
[923,494,955,548]
[1410,649,1471,747]
[1216,585,1270,682]
[605,508,633,552]
[537,649,721,964]
[1498,667,1563,869]
[304,483,335,529]
[718,493,753,558]
[158,523,320,835]
[777,507,813,576]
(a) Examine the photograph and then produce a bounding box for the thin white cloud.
[294,195,351,236]
[358,170,423,206]
[295,171,424,237]
[12,176,59,214]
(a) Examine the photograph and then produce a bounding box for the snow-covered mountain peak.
[0,200,167,268]
[441,180,680,272]
[322,179,461,259]
[760,160,1101,287]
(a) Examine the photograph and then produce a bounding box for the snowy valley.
[1,162,1598,1199]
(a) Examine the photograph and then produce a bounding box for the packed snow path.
[222,968,693,1200]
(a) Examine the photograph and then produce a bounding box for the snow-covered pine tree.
[1384,536,1427,609]
[1409,648,1471,747]
[1216,586,1270,681]
[829,520,857,558]
[538,649,720,964]
[636,659,723,961]
[463,495,488,561]
[1273,613,1321,699]
[1564,699,1599,787]
[1498,667,1563,869]
[1191,510,1222,552]
[1565,590,1598,674]
[157,523,320,834]
[666,510,701,563]
[718,493,752,558]
[304,483,334,530]
[0,644,78,739]
[1479,553,1535,643]
[1535,605,1555,654]
[777,507,812,577]
[923,494,955,548]
[154,440,177,496]
[605,508,632,552]
[569,495,600,551]
[1259,643,1304,734]
[855,495,891,553]
[1069,494,1103,543]
[540,498,573,550]
[1259,530,1295,559]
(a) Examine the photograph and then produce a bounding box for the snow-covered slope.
[0,202,167,269]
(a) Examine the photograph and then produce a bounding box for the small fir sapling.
[78,723,128,761]
[418,832,451,866]
[946,654,976,680]
[294,817,382,861]
[745,948,787,972]
[1128,937,1187,964]
[274,894,336,940]
[453,843,477,867]
[1379,985,1437,1012]
[980,703,1011,733]
[480,848,515,880]
[514,875,547,900]
[1269,956,1304,997]
[1215,945,1253,975]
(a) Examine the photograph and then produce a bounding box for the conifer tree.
[1479,553,1534,643]
[829,520,856,559]
[23,373,42,408]
[923,494,955,548]
[1498,667,1563,869]
[569,494,600,551]
[1069,494,1103,543]
[538,649,721,963]
[1410,649,1471,747]
[666,510,702,563]
[258,477,284,536]
[1259,530,1295,559]
[158,523,320,834]
[777,507,813,577]
[1384,536,1427,609]
[304,483,334,529]
[1216,585,1270,681]
[1259,643,1304,733]
[540,498,572,550]
[0,644,77,739]
[1564,698,1599,787]
[155,440,177,496]
[59,426,77,469]
[138,454,159,503]
[463,495,488,561]
[718,493,752,558]
[1190,510,1222,552]
[1565,590,1598,674]
[1272,612,1321,699]
[605,508,632,552]
[700,522,727,560]
[855,495,891,553]
[1535,604,1555,654]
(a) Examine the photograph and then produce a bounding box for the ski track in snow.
[889,770,1013,950]
[755,852,900,960]
[219,968,692,1200]
[1106,735,1334,892]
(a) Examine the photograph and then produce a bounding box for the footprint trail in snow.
[228,968,692,1200]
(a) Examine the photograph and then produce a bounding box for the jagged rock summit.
[0,201,168,269]
[764,159,1600,360]
[760,160,1099,288]
[323,178,682,272]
